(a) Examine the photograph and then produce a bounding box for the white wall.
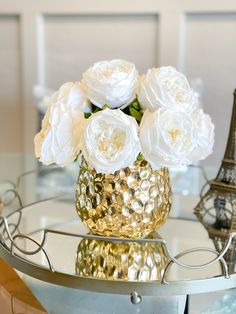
[0,0,236,167]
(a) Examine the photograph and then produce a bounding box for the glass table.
[0,155,235,314]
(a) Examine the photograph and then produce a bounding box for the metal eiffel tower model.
[195,89,236,272]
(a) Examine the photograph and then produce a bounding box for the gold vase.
[75,236,168,281]
[76,157,171,238]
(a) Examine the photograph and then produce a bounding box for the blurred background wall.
[0,0,236,168]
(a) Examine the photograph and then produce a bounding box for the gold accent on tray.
[76,157,171,238]
[75,235,168,281]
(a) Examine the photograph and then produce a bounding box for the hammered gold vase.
[75,236,168,281]
[76,157,171,238]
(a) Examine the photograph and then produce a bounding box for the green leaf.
[102,104,110,110]
[93,107,101,113]
[91,104,102,113]
[130,107,142,122]
[132,101,139,110]
[128,99,143,123]
[84,112,92,119]
[137,153,144,161]
[130,98,142,110]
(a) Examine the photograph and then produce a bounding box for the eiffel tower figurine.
[195,89,236,273]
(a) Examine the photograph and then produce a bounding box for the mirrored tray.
[1,194,236,301]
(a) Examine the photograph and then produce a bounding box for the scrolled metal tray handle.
[0,216,53,272]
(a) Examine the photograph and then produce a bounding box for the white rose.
[81,109,141,174]
[188,108,215,161]
[34,82,88,165]
[82,59,138,109]
[139,109,197,168]
[138,66,198,113]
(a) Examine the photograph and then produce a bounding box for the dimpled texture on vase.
[76,156,171,238]
[75,237,168,281]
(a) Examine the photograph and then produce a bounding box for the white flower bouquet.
[35,59,214,174]
[35,59,215,237]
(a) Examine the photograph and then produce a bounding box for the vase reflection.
[75,234,169,282]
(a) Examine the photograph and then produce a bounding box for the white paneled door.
[0,0,236,168]
[0,15,21,153]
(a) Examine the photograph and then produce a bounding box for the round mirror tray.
[1,195,236,297]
